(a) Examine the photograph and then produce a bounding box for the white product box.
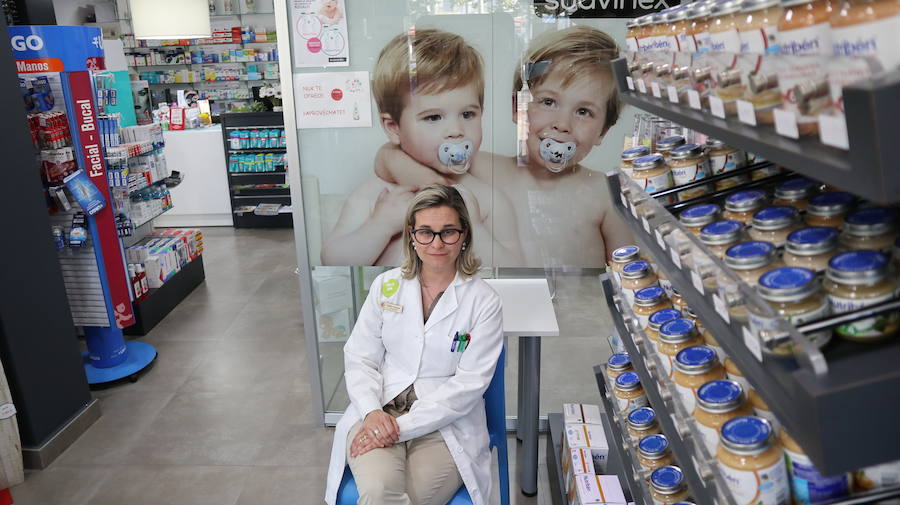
[564,403,603,426]
[562,423,609,475]
[564,447,596,496]
[572,475,628,505]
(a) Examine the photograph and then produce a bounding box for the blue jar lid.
[650,466,685,493]
[757,267,817,302]
[786,226,838,256]
[639,434,669,458]
[621,260,651,279]
[721,416,774,453]
[656,135,686,151]
[826,250,889,285]
[633,153,665,170]
[808,191,854,216]
[675,345,717,373]
[635,286,666,305]
[612,245,640,263]
[648,308,682,330]
[680,203,721,225]
[608,352,631,370]
[775,177,815,199]
[627,407,656,428]
[622,146,650,161]
[844,208,898,237]
[724,241,776,270]
[752,206,799,230]
[615,371,641,390]
[659,318,696,343]
[725,190,766,212]
[700,220,743,245]
[697,380,744,412]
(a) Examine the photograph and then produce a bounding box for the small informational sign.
[294,71,373,129]
[291,0,350,68]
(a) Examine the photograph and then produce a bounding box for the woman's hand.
[349,410,400,457]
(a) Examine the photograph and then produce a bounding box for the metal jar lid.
[648,308,682,331]
[670,143,705,160]
[622,146,651,162]
[752,206,800,230]
[720,416,774,455]
[659,318,698,344]
[686,0,713,19]
[637,14,654,25]
[774,177,816,201]
[725,190,766,213]
[674,345,719,374]
[680,203,721,227]
[757,267,819,302]
[842,208,899,237]
[697,379,745,413]
[626,19,638,28]
[633,153,666,171]
[807,192,854,217]
[666,6,689,21]
[612,245,641,264]
[608,352,632,371]
[705,137,729,150]
[826,250,889,286]
[615,371,642,392]
[710,0,744,17]
[724,241,776,270]
[701,220,744,245]
[656,135,686,153]
[741,0,780,11]
[627,407,657,430]
[639,434,670,460]
[621,260,652,279]
[786,227,838,256]
[635,286,667,306]
[650,466,686,494]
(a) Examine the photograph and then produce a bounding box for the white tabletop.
[484,278,560,337]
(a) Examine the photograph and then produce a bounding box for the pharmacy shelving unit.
[220,112,292,228]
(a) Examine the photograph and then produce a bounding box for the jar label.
[784,448,851,504]
[661,354,674,379]
[776,54,828,123]
[626,36,639,52]
[827,291,897,339]
[616,393,649,413]
[857,462,900,490]
[747,300,831,353]
[831,16,900,71]
[719,456,790,505]
[710,151,744,174]
[679,32,695,53]
[696,31,712,53]
[778,23,830,56]
[674,382,697,415]
[739,25,779,54]
[659,278,674,298]
[826,57,873,113]
[696,420,720,457]
[671,158,709,185]
[709,30,742,53]
[631,170,674,195]
[637,312,651,330]
[665,35,681,52]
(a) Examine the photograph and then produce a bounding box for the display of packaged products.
[228,128,287,150]
[228,153,287,173]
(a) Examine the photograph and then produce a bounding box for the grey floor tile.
[145,299,250,341]
[180,343,308,395]
[235,466,324,505]
[118,339,214,392]
[9,466,112,505]
[84,465,249,505]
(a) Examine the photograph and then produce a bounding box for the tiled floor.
[9,228,615,505]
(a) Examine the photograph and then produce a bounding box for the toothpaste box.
[571,475,627,505]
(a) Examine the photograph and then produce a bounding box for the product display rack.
[546,413,568,505]
[611,58,900,205]
[220,112,292,228]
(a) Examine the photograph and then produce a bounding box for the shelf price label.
[637,78,647,94]
[651,81,662,98]
[713,293,731,324]
[670,247,683,269]
[642,216,651,233]
[667,85,679,104]
[773,108,799,139]
[709,96,726,119]
[687,90,701,110]
[737,100,757,126]
[630,202,638,219]
[626,76,635,91]
[819,113,850,150]
[621,191,628,208]
[654,229,667,250]
[691,269,704,295]
[742,326,763,362]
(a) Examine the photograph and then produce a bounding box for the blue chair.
[337,347,509,505]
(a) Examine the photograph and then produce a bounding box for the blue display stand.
[82,340,157,385]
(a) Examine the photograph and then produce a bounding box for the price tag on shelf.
[742,326,763,362]
[651,81,662,98]
[626,76,635,91]
[819,113,850,150]
[713,293,731,324]
[667,85,679,104]
[670,413,680,431]
[621,192,628,208]
[637,78,648,94]
[737,99,757,126]
[773,108,799,139]
[670,248,683,269]
[655,229,667,250]
[709,96,726,119]
[642,216,651,233]
[630,202,638,219]
[691,269,705,295]
[687,90,701,110]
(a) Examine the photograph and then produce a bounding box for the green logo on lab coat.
[381,279,399,297]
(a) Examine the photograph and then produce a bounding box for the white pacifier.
[438,141,474,174]
[539,138,576,173]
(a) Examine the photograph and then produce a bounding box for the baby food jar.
[650,466,692,504]
[805,191,854,228]
[693,379,753,457]
[709,0,747,111]
[749,392,782,436]
[830,0,900,76]
[635,286,674,329]
[611,245,642,287]
[658,318,704,379]
[752,267,832,356]
[840,208,900,253]
[706,138,749,190]
[738,0,785,124]
[607,352,634,381]
[647,308,683,354]
[673,345,726,414]
[670,143,711,202]
[724,357,753,393]
[784,227,839,272]
[637,14,656,53]
[700,220,745,259]
[639,434,675,474]
[680,203,722,237]
[656,135,687,160]
[749,206,802,247]
[622,260,660,306]
[632,153,675,200]
[781,429,852,504]
[626,18,641,52]
[683,305,704,333]
[723,189,767,225]
[614,371,650,413]
[773,178,817,211]
[621,146,651,178]
[671,288,686,312]
[824,250,900,342]
[702,328,727,361]
[724,241,782,286]
[658,267,674,298]
[627,407,662,442]
[854,461,900,493]
[717,416,791,505]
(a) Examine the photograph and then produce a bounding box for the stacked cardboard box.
[559,403,627,505]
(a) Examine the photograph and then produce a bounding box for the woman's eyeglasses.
[411,228,464,245]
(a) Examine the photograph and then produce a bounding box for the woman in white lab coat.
[324,185,503,505]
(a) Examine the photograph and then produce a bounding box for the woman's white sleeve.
[343,278,386,418]
[395,292,503,442]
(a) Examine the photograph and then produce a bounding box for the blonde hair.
[373,28,485,122]
[401,185,481,280]
[513,25,622,134]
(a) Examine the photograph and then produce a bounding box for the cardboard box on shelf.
[564,403,603,425]
[562,423,609,475]
[564,447,596,497]
[571,475,627,505]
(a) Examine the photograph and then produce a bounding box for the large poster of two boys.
[295,2,636,269]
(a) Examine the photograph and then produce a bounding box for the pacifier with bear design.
[539,138,576,173]
[438,141,474,174]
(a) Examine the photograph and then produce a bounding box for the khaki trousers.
[347,386,463,505]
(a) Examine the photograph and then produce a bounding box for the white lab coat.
[324,267,503,505]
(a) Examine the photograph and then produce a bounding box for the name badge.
[381,301,403,313]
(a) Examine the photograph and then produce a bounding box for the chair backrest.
[483,346,506,450]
